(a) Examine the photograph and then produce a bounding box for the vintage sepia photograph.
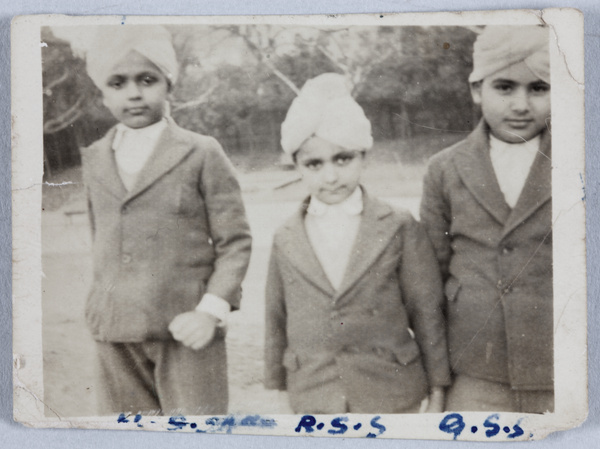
[11,9,586,440]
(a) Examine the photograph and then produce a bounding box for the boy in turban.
[420,26,553,413]
[80,25,251,415]
[264,73,450,414]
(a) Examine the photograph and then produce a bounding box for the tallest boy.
[420,26,553,413]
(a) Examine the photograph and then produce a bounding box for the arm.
[264,244,288,391]
[398,217,451,393]
[170,138,251,349]
[199,138,252,309]
[419,158,452,281]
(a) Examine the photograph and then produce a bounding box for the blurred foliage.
[42,24,479,173]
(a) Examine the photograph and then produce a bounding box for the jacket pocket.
[444,276,461,302]
[393,340,422,366]
[282,349,300,372]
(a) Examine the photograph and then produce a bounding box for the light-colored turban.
[469,26,550,84]
[280,73,373,155]
[86,25,179,89]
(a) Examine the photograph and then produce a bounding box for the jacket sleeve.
[264,243,288,390]
[198,138,252,309]
[419,157,452,281]
[398,216,451,389]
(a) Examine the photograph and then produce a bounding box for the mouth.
[322,186,346,194]
[126,106,148,115]
[505,119,533,128]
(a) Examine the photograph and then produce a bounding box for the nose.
[125,82,142,100]
[322,163,339,184]
[510,88,530,114]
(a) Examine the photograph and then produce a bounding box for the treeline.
[42,24,480,174]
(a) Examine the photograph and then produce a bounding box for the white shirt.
[304,187,363,291]
[489,134,540,208]
[112,118,230,322]
[112,119,168,191]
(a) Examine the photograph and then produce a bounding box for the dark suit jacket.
[420,120,553,391]
[264,191,450,414]
[81,120,252,342]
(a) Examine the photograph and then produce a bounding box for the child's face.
[101,51,170,129]
[471,61,551,143]
[295,137,365,205]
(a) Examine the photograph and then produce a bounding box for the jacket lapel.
[453,121,512,225]
[279,202,336,297]
[124,122,196,203]
[86,127,128,200]
[502,130,552,238]
[334,193,397,301]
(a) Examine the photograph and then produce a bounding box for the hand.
[168,310,219,351]
[424,387,445,413]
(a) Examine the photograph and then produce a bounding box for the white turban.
[86,25,179,89]
[280,73,373,155]
[469,26,550,84]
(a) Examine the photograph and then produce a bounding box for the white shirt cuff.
[195,293,231,324]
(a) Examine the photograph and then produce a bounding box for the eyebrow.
[136,71,160,78]
[490,78,516,84]
[301,157,324,165]
[333,151,357,158]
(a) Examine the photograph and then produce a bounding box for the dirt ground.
[41,161,428,418]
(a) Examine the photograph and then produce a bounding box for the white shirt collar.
[307,187,363,217]
[112,118,168,151]
[489,133,540,155]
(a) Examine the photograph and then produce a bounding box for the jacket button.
[122,254,132,264]
[503,287,512,295]
[122,205,129,213]
[502,246,513,254]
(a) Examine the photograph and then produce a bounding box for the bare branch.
[226,26,301,95]
[44,95,85,134]
[43,69,70,93]
[172,84,218,112]
[316,45,350,77]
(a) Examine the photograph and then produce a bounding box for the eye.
[530,82,550,94]
[107,78,124,89]
[493,82,513,94]
[333,153,356,166]
[304,160,323,171]
[140,75,157,86]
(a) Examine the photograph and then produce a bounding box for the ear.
[470,81,482,105]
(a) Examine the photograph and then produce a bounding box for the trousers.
[445,374,554,414]
[94,335,228,416]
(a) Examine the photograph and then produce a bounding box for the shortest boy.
[81,26,251,415]
[420,26,553,413]
[264,73,450,414]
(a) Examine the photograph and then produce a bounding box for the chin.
[318,193,350,205]
[497,129,538,143]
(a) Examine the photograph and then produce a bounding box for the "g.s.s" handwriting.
[439,413,527,440]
